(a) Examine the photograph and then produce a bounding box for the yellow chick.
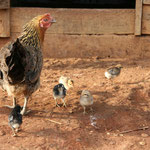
[59,76,74,90]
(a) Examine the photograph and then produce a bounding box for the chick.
[53,83,67,107]
[80,90,93,114]
[105,64,123,79]
[59,76,74,90]
[8,104,22,137]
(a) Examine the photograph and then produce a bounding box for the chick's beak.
[50,18,56,23]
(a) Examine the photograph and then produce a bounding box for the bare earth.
[1,57,150,150]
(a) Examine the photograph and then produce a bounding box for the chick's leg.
[55,98,60,107]
[83,106,86,115]
[4,97,16,108]
[62,98,67,107]
[11,127,17,137]
[90,107,94,112]
[16,127,21,132]
[21,96,31,115]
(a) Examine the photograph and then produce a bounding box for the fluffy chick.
[105,64,123,79]
[80,90,93,114]
[8,104,22,137]
[53,83,67,107]
[59,76,74,90]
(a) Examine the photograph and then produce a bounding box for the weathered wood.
[0,9,10,37]
[0,0,10,9]
[10,8,135,35]
[2,7,150,58]
[143,0,150,5]
[142,5,150,34]
[135,0,143,35]
[0,34,150,59]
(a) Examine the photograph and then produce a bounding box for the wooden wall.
[0,7,150,58]
[10,8,135,35]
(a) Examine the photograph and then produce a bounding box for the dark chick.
[53,83,67,107]
[105,64,123,79]
[8,104,22,137]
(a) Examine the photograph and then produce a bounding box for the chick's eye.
[43,18,48,22]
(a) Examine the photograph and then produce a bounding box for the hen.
[0,13,56,115]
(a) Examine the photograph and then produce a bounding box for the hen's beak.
[51,18,56,23]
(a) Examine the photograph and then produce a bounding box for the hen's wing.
[0,38,43,88]
[0,39,26,85]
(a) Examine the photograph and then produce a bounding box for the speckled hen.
[0,13,56,115]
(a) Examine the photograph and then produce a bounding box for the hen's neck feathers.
[19,16,46,49]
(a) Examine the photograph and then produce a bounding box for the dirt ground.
[1,57,150,150]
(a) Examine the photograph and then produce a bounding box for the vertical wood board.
[135,0,143,35]
[0,0,10,9]
[0,9,10,37]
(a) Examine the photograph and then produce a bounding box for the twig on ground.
[119,126,149,134]
[46,119,62,125]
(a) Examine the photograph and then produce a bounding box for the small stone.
[0,130,5,136]
[113,133,118,137]
[69,110,73,114]
[119,134,124,137]
[107,132,110,135]
[141,133,149,138]
[139,141,146,146]
[110,141,116,145]
[89,131,93,134]
[76,138,81,142]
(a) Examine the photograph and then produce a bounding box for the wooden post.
[0,0,10,9]
[135,0,143,35]
[0,0,10,37]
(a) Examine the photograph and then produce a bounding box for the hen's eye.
[43,18,48,22]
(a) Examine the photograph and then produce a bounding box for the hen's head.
[39,13,56,29]
[22,13,56,47]
[23,13,56,32]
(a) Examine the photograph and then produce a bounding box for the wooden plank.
[143,0,150,5]
[142,5,150,34]
[135,0,143,35]
[0,0,10,9]
[0,34,149,59]
[10,8,135,35]
[0,9,10,37]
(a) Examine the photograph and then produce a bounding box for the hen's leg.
[21,96,31,115]
[11,127,17,137]
[4,97,16,108]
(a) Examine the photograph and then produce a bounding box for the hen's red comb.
[43,13,51,17]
